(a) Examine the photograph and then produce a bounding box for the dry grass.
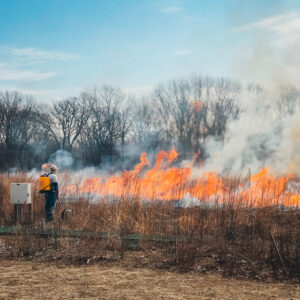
[0,260,299,300]
[0,172,299,281]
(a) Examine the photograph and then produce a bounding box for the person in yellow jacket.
[44,165,59,222]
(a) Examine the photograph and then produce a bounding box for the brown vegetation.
[0,172,299,282]
[0,260,299,300]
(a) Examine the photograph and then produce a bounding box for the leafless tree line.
[0,75,299,170]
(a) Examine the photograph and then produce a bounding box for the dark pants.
[45,192,57,222]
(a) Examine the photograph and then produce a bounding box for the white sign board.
[10,183,32,204]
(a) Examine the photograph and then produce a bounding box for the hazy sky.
[1,0,300,100]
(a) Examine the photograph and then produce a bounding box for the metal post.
[270,231,288,276]
[14,204,24,225]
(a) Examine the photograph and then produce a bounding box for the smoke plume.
[202,86,300,176]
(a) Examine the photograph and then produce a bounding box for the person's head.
[50,165,58,173]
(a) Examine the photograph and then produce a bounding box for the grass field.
[0,259,299,300]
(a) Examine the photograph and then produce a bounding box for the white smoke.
[48,149,74,169]
[274,109,300,175]
[202,86,300,176]
[177,193,205,208]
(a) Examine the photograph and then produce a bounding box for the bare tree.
[204,77,240,141]
[277,85,300,116]
[153,75,240,157]
[130,99,161,148]
[37,96,90,152]
[154,79,195,150]
[80,86,132,165]
[0,91,38,169]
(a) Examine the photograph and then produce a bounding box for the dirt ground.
[0,260,298,300]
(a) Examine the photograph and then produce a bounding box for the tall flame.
[65,149,300,207]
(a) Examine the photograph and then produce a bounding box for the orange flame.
[192,101,203,112]
[65,149,300,207]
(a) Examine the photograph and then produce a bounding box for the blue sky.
[0,0,300,100]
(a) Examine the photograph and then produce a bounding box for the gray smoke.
[202,86,300,176]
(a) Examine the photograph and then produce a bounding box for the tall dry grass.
[0,172,299,280]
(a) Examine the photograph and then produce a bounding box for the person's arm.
[50,174,59,199]
[53,182,59,200]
